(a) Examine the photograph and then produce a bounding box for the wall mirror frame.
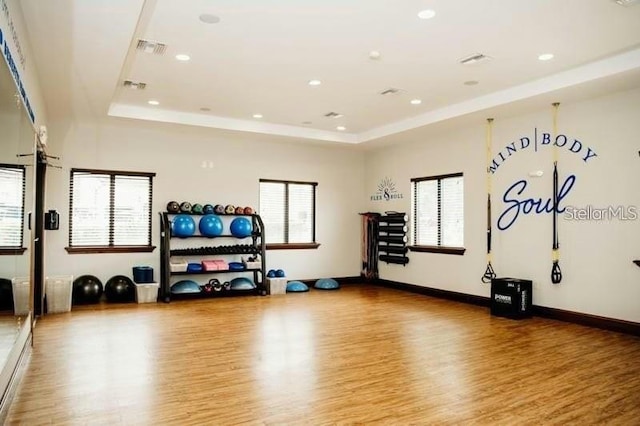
[0,46,36,417]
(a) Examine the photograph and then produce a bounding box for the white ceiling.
[19,0,640,145]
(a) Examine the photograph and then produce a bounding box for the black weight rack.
[378,212,409,265]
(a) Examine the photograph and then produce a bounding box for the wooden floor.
[6,285,640,425]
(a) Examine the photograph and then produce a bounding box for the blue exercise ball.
[171,214,196,238]
[315,278,340,290]
[199,214,223,237]
[230,217,252,238]
[287,281,309,293]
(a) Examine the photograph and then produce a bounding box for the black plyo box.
[490,277,533,319]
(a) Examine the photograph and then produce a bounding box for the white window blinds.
[259,180,316,244]
[0,165,25,248]
[69,169,153,247]
[412,174,464,248]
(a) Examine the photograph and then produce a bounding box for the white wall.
[365,88,640,322]
[44,117,366,285]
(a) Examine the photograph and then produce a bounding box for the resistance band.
[482,118,497,283]
[551,103,563,284]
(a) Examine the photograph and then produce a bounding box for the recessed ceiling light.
[369,50,381,60]
[410,99,422,105]
[336,126,346,131]
[175,54,191,61]
[308,79,322,86]
[418,9,436,19]
[538,53,554,61]
[200,107,211,112]
[199,14,220,24]
[148,100,159,106]
[464,80,479,86]
[253,113,263,119]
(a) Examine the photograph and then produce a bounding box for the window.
[259,179,318,249]
[411,173,465,255]
[0,164,26,254]
[68,168,155,253]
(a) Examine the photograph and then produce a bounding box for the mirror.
[0,54,34,386]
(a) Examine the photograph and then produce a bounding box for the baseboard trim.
[374,279,640,337]
[375,279,490,307]
[532,305,640,336]
[299,276,361,286]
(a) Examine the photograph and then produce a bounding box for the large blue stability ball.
[199,214,223,237]
[230,217,252,238]
[315,278,340,290]
[73,275,104,304]
[171,214,196,238]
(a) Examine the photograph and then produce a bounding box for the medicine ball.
[180,201,192,213]
[225,204,235,214]
[235,206,245,214]
[192,204,204,215]
[166,201,180,213]
[203,204,215,214]
[244,206,254,215]
[214,204,225,214]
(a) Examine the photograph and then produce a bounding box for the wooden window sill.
[266,243,320,250]
[65,246,156,254]
[0,248,27,255]
[409,245,465,255]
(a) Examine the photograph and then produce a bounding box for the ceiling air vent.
[324,112,344,118]
[613,0,639,6]
[459,53,492,65]
[379,88,403,96]
[123,80,147,90]
[136,39,167,55]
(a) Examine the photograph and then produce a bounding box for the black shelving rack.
[159,212,267,302]
[377,212,410,265]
